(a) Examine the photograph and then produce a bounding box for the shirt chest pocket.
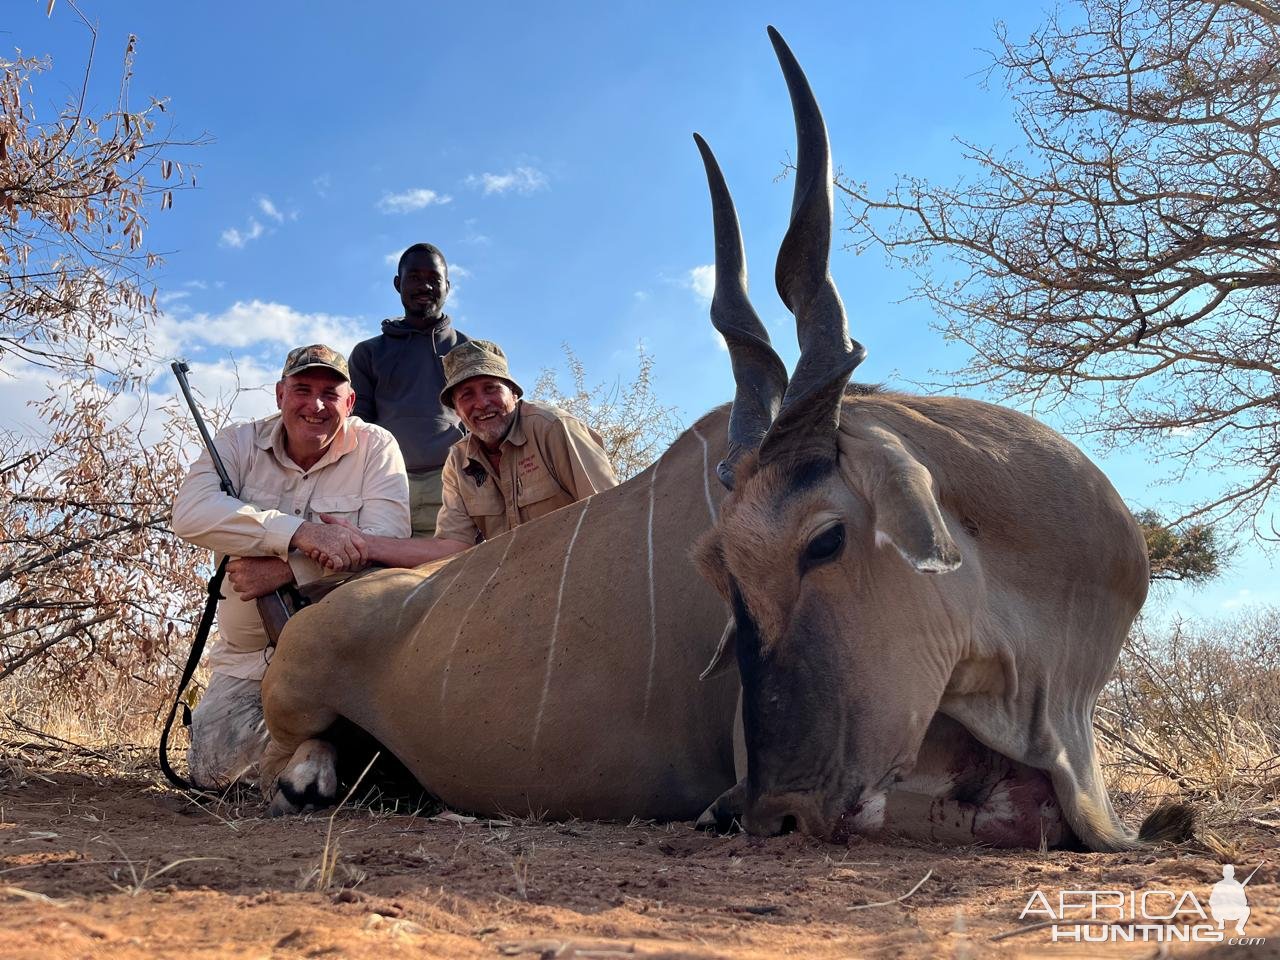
[516,471,563,509]
[241,486,279,511]
[458,474,505,517]
[307,494,362,526]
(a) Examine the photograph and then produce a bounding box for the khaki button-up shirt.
[436,400,618,544]
[172,414,410,680]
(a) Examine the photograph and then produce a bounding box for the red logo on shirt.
[519,455,540,476]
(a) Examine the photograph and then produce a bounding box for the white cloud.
[688,264,715,304]
[463,218,491,245]
[376,188,452,214]
[466,166,548,196]
[312,174,331,198]
[222,197,296,249]
[683,265,727,351]
[0,359,199,464]
[258,196,285,223]
[4,351,276,472]
[1222,589,1253,611]
[0,360,54,437]
[158,300,366,356]
[220,218,264,249]
[449,263,472,279]
[152,355,281,428]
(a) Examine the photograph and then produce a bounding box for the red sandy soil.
[1,754,1277,960]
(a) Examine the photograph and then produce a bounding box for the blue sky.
[5,0,1275,623]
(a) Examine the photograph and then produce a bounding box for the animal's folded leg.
[696,778,747,833]
[878,765,1066,849]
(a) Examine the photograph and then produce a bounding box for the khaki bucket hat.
[281,343,350,382]
[439,339,524,409]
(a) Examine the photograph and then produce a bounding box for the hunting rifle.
[160,361,307,790]
[170,360,306,643]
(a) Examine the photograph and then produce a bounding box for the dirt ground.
[1,748,1277,960]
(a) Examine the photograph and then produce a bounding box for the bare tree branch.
[0,12,212,714]
[532,344,683,481]
[842,0,1280,533]
[0,610,117,683]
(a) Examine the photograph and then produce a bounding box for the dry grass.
[299,752,381,892]
[1099,606,1280,818]
[1,656,208,756]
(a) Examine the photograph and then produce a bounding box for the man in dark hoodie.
[349,243,470,535]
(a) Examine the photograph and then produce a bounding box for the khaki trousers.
[408,468,444,537]
[188,672,270,791]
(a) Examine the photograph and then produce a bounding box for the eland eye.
[802,524,845,569]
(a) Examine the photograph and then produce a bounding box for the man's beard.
[470,410,514,447]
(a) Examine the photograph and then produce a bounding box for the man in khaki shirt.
[171,344,411,789]
[307,340,616,569]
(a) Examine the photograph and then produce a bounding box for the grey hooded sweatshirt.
[348,316,470,473]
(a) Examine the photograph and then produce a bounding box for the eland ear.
[700,619,738,681]
[839,425,962,573]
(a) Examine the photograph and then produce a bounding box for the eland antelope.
[689,27,1192,851]
[259,28,1191,850]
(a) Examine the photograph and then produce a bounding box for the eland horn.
[693,132,788,490]
[758,25,866,468]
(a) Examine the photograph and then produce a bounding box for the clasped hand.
[225,556,294,600]
[291,518,368,571]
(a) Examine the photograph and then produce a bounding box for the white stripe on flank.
[397,569,437,630]
[642,459,660,719]
[415,548,473,632]
[396,550,470,631]
[440,530,518,710]
[692,426,717,522]
[531,499,590,753]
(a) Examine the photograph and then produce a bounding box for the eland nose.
[743,792,825,837]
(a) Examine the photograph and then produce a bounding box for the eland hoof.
[266,739,338,816]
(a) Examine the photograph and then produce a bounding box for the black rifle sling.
[158,556,228,791]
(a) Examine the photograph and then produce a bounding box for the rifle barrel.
[171,361,237,497]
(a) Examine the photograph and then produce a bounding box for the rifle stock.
[258,588,301,647]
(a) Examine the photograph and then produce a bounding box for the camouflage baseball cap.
[281,344,350,382]
[439,339,524,409]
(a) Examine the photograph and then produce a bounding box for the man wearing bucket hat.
[172,343,411,789]
[307,339,617,568]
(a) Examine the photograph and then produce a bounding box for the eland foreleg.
[259,673,341,816]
